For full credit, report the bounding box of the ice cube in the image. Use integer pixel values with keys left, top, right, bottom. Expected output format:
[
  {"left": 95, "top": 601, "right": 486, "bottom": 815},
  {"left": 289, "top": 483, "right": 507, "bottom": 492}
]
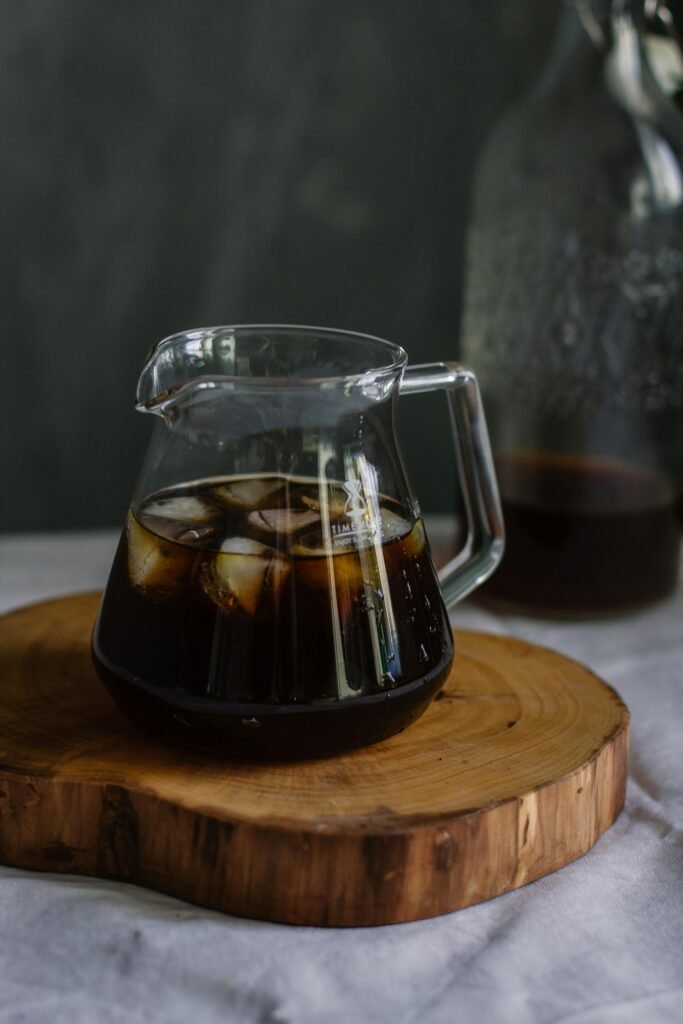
[
  {"left": 291, "top": 528, "right": 327, "bottom": 558},
  {"left": 201, "top": 536, "right": 290, "bottom": 616},
  {"left": 247, "top": 508, "right": 320, "bottom": 540},
  {"left": 139, "top": 493, "right": 222, "bottom": 547},
  {"left": 379, "top": 508, "right": 412, "bottom": 543},
  {"left": 292, "top": 537, "right": 364, "bottom": 593},
  {"left": 172, "top": 524, "right": 219, "bottom": 547},
  {"left": 300, "top": 485, "right": 348, "bottom": 521},
  {"left": 144, "top": 495, "right": 214, "bottom": 523},
  {"left": 214, "top": 478, "right": 284, "bottom": 510},
  {"left": 126, "top": 512, "right": 195, "bottom": 593},
  {"left": 401, "top": 517, "right": 426, "bottom": 557}
]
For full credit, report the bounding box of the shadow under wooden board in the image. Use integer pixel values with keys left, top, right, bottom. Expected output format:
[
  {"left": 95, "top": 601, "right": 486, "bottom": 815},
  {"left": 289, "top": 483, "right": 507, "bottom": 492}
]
[{"left": 0, "top": 593, "right": 629, "bottom": 927}]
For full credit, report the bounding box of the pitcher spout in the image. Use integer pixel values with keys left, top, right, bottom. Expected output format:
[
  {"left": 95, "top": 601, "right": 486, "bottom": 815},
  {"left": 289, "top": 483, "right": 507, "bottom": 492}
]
[{"left": 136, "top": 326, "right": 240, "bottom": 414}]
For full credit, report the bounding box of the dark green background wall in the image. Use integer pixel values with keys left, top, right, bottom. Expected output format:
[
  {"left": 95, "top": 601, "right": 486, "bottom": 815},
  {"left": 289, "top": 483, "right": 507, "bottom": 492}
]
[{"left": 1, "top": 0, "right": 557, "bottom": 532}]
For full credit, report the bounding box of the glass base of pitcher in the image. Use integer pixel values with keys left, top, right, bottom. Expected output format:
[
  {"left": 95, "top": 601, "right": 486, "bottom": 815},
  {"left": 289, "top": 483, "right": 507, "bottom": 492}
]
[{"left": 91, "top": 652, "right": 452, "bottom": 760}]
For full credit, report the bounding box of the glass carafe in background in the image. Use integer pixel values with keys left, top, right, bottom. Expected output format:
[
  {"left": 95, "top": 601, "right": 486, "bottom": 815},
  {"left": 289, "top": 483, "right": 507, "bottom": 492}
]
[
  {"left": 462, "top": 0, "right": 683, "bottom": 614},
  {"left": 92, "top": 326, "right": 503, "bottom": 757}
]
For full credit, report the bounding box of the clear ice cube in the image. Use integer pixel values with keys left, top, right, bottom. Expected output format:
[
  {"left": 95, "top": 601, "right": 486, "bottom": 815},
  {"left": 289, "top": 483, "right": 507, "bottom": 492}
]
[
  {"left": 126, "top": 513, "right": 195, "bottom": 593},
  {"left": 201, "top": 536, "right": 291, "bottom": 616},
  {"left": 144, "top": 495, "right": 214, "bottom": 523},
  {"left": 214, "top": 478, "right": 284, "bottom": 510},
  {"left": 141, "top": 494, "right": 221, "bottom": 546},
  {"left": 300, "top": 484, "right": 348, "bottom": 521},
  {"left": 401, "top": 517, "right": 425, "bottom": 557},
  {"left": 291, "top": 528, "right": 328, "bottom": 558},
  {"left": 220, "top": 536, "right": 272, "bottom": 556},
  {"left": 379, "top": 508, "right": 412, "bottom": 543},
  {"left": 292, "top": 534, "right": 365, "bottom": 592},
  {"left": 173, "top": 524, "right": 219, "bottom": 547},
  {"left": 247, "top": 508, "right": 320, "bottom": 540}
]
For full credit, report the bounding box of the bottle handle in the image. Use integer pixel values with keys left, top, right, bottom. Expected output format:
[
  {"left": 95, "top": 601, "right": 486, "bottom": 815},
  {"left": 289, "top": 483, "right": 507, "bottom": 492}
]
[{"left": 399, "top": 362, "right": 505, "bottom": 609}]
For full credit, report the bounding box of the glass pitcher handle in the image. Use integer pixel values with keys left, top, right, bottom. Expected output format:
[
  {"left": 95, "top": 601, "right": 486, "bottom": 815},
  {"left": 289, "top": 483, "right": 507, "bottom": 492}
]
[{"left": 399, "top": 362, "right": 505, "bottom": 610}]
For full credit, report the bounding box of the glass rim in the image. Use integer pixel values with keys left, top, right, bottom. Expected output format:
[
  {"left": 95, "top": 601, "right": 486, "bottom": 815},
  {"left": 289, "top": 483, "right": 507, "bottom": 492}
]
[{"left": 139, "top": 324, "right": 409, "bottom": 407}]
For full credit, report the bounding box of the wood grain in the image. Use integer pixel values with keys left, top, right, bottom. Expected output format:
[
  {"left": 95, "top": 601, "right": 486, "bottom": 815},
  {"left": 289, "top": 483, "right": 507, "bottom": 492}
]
[{"left": 0, "top": 593, "right": 629, "bottom": 926}]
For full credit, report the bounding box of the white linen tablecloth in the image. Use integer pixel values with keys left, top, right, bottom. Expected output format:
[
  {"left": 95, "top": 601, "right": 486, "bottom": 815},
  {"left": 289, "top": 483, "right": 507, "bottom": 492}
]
[{"left": 1, "top": 528, "right": 682, "bottom": 1024}]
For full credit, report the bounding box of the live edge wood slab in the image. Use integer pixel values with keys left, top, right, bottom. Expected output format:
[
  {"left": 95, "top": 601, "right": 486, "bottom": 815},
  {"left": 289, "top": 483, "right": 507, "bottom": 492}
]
[{"left": 0, "top": 593, "right": 629, "bottom": 927}]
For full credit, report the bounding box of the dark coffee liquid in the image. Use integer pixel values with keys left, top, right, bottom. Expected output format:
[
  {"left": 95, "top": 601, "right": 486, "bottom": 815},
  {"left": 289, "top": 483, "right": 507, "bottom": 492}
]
[
  {"left": 92, "top": 475, "right": 452, "bottom": 757},
  {"left": 481, "top": 451, "right": 681, "bottom": 614}
]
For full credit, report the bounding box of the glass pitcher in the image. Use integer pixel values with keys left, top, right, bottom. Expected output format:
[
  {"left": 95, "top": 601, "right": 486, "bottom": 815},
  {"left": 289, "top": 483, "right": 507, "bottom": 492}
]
[{"left": 92, "top": 326, "right": 503, "bottom": 757}]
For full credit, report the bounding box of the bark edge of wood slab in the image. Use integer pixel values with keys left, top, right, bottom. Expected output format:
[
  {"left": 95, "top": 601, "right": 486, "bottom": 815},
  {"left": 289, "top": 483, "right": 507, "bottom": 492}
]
[{"left": 0, "top": 593, "right": 629, "bottom": 927}]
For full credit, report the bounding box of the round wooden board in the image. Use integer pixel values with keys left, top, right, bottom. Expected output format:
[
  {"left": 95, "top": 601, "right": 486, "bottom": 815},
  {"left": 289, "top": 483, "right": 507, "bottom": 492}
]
[{"left": 0, "top": 593, "right": 629, "bottom": 927}]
